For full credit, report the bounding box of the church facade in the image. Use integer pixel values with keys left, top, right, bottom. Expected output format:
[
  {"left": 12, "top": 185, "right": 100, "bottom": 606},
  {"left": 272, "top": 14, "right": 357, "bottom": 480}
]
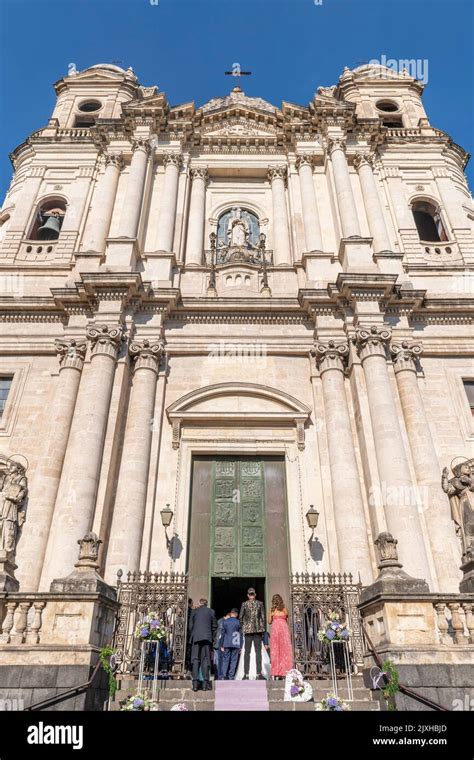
[{"left": 0, "top": 62, "right": 473, "bottom": 710}]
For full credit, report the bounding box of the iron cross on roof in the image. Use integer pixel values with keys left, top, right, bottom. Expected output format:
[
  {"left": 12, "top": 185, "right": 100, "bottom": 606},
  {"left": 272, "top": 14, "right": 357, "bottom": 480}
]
[{"left": 225, "top": 62, "right": 252, "bottom": 91}]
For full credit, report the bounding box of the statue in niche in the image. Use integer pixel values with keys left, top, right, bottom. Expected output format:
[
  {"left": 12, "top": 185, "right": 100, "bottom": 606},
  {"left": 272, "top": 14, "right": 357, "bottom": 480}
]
[
  {"left": 226, "top": 207, "right": 250, "bottom": 248},
  {"left": 0, "top": 458, "right": 28, "bottom": 557},
  {"left": 442, "top": 458, "right": 474, "bottom": 561}
]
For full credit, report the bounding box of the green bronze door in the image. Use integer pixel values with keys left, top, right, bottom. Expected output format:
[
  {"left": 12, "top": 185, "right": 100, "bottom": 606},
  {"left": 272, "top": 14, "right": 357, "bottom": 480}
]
[{"left": 210, "top": 457, "right": 266, "bottom": 578}]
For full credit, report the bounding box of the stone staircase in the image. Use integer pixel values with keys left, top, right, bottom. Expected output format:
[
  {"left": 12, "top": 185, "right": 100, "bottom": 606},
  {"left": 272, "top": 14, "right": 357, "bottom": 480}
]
[{"left": 110, "top": 674, "right": 380, "bottom": 712}]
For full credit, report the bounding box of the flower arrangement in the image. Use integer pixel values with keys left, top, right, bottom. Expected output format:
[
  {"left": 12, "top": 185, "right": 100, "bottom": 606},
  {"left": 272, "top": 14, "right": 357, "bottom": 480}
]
[
  {"left": 170, "top": 703, "right": 189, "bottom": 711},
  {"left": 134, "top": 611, "right": 167, "bottom": 642},
  {"left": 317, "top": 612, "right": 351, "bottom": 644},
  {"left": 288, "top": 669, "right": 305, "bottom": 698},
  {"left": 284, "top": 668, "right": 313, "bottom": 702},
  {"left": 120, "top": 693, "right": 160, "bottom": 711},
  {"left": 316, "top": 693, "right": 351, "bottom": 712}
]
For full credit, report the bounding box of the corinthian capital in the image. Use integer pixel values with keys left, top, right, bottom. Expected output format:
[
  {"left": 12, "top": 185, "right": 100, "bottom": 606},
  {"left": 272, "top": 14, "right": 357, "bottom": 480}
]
[
  {"left": 55, "top": 337, "right": 87, "bottom": 370},
  {"left": 163, "top": 152, "right": 183, "bottom": 170},
  {"left": 354, "top": 324, "right": 392, "bottom": 361},
  {"left": 312, "top": 339, "right": 349, "bottom": 373},
  {"left": 86, "top": 323, "right": 125, "bottom": 359},
  {"left": 189, "top": 166, "right": 209, "bottom": 183},
  {"left": 131, "top": 137, "right": 152, "bottom": 156},
  {"left": 295, "top": 154, "right": 315, "bottom": 171},
  {"left": 327, "top": 136, "right": 347, "bottom": 155},
  {"left": 353, "top": 152, "right": 374, "bottom": 171},
  {"left": 267, "top": 165, "right": 288, "bottom": 183},
  {"left": 390, "top": 340, "right": 423, "bottom": 373},
  {"left": 105, "top": 152, "right": 124, "bottom": 170},
  {"left": 129, "top": 338, "right": 165, "bottom": 372}
]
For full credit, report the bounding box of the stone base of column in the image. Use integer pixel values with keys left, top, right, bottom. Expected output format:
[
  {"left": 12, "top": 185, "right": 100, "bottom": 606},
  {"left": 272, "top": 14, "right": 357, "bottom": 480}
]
[
  {"left": 105, "top": 238, "right": 139, "bottom": 269},
  {"left": 142, "top": 250, "right": 176, "bottom": 283},
  {"left": 372, "top": 250, "right": 407, "bottom": 279},
  {"left": 73, "top": 250, "right": 104, "bottom": 275},
  {"left": 460, "top": 555, "right": 474, "bottom": 593},
  {"left": 338, "top": 236, "right": 377, "bottom": 272},
  {"left": 49, "top": 564, "right": 116, "bottom": 599},
  {"left": 302, "top": 251, "right": 336, "bottom": 282},
  {"left": 0, "top": 551, "right": 19, "bottom": 592},
  {"left": 360, "top": 564, "right": 430, "bottom": 604}
]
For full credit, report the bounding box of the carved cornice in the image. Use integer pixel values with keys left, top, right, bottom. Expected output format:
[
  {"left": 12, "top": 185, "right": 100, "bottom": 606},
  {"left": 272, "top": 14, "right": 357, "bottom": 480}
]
[
  {"left": 189, "top": 166, "right": 209, "bottom": 183},
  {"left": 354, "top": 324, "right": 392, "bottom": 361},
  {"left": 312, "top": 339, "right": 349, "bottom": 373},
  {"left": 390, "top": 340, "right": 423, "bottom": 373},
  {"left": 55, "top": 337, "right": 87, "bottom": 371},
  {"left": 129, "top": 338, "right": 165, "bottom": 373},
  {"left": 267, "top": 165, "right": 288, "bottom": 183},
  {"left": 86, "top": 323, "right": 125, "bottom": 360}
]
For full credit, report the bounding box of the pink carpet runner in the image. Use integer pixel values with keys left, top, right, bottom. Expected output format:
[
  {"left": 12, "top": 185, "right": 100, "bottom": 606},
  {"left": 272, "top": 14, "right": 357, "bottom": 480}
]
[{"left": 214, "top": 680, "right": 269, "bottom": 711}]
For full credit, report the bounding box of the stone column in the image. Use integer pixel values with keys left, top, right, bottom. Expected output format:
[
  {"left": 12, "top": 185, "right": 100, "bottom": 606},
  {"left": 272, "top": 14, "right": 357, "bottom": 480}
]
[
  {"left": 327, "top": 137, "right": 361, "bottom": 237},
  {"left": 185, "top": 167, "right": 208, "bottom": 266},
  {"left": 391, "top": 340, "right": 461, "bottom": 591},
  {"left": 355, "top": 325, "right": 432, "bottom": 584},
  {"left": 119, "top": 138, "right": 151, "bottom": 239},
  {"left": 20, "top": 339, "right": 87, "bottom": 590},
  {"left": 156, "top": 153, "right": 183, "bottom": 252},
  {"left": 81, "top": 153, "right": 123, "bottom": 253},
  {"left": 313, "top": 340, "right": 373, "bottom": 583},
  {"left": 40, "top": 323, "right": 124, "bottom": 588},
  {"left": 105, "top": 339, "right": 164, "bottom": 582},
  {"left": 354, "top": 153, "right": 392, "bottom": 253},
  {"left": 296, "top": 155, "right": 323, "bottom": 252},
  {"left": 268, "top": 166, "right": 292, "bottom": 265}
]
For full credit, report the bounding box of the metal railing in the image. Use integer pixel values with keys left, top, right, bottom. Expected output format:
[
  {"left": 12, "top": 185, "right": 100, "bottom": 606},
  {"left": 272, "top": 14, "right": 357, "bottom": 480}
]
[
  {"left": 290, "top": 572, "right": 364, "bottom": 677},
  {"left": 361, "top": 624, "right": 448, "bottom": 712},
  {"left": 112, "top": 570, "right": 189, "bottom": 677}
]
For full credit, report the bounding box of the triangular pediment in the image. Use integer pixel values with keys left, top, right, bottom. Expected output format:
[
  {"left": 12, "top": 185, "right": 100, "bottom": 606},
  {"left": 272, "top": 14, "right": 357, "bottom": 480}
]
[
  {"left": 202, "top": 117, "right": 278, "bottom": 138},
  {"left": 124, "top": 93, "right": 168, "bottom": 110}
]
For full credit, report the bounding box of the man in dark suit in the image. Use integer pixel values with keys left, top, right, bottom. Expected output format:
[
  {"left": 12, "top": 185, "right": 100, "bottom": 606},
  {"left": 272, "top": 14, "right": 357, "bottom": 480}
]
[
  {"left": 219, "top": 608, "right": 243, "bottom": 680},
  {"left": 239, "top": 587, "right": 266, "bottom": 680},
  {"left": 189, "top": 598, "right": 218, "bottom": 692}
]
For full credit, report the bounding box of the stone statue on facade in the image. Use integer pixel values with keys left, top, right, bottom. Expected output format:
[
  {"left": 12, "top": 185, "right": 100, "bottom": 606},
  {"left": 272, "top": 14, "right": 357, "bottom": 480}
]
[
  {"left": 0, "top": 456, "right": 28, "bottom": 591},
  {"left": 442, "top": 459, "right": 474, "bottom": 580},
  {"left": 226, "top": 207, "right": 250, "bottom": 249},
  {"left": 0, "top": 458, "right": 28, "bottom": 556}
]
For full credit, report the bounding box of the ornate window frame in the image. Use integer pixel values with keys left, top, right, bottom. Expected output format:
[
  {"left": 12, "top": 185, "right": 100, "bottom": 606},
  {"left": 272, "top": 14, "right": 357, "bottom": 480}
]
[
  {"left": 0, "top": 362, "right": 30, "bottom": 436},
  {"left": 166, "top": 382, "right": 311, "bottom": 451}
]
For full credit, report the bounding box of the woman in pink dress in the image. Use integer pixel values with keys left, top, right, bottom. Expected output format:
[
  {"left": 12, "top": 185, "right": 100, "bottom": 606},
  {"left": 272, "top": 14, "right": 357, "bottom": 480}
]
[{"left": 268, "top": 594, "right": 294, "bottom": 679}]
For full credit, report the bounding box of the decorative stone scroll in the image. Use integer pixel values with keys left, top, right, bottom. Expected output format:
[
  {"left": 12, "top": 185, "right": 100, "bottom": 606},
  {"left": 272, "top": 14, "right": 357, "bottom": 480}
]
[
  {"left": 354, "top": 324, "right": 392, "bottom": 360},
  {"left": 55, "top": 337, "right": 87, "bottom": 370},
  {"left": 86, "top": 323, "right": 125, "bottom": 359}
]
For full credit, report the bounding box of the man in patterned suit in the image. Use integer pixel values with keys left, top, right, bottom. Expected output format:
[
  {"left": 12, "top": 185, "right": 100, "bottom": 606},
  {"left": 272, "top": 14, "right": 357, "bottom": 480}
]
[{"left": 239, "top": 587, "right": 266, "bottom": 680}]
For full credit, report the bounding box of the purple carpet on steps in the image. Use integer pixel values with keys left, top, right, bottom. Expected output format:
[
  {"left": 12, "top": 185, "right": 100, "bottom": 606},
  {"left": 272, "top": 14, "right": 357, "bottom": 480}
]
[{"left": 214, "top": 680, "right": 270, "bottom": 711}]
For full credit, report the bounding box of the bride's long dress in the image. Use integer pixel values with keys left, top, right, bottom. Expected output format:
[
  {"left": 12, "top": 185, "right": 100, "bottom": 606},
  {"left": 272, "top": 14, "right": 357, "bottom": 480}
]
[{"left": 234, "top": 636, "right": 271, "bottom": 680}]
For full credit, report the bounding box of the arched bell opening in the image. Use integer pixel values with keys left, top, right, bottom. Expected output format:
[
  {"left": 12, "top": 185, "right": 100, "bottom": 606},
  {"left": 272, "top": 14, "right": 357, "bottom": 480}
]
[
  {"left": 28, "top": 198, "right": 67, "bottom": 241},
  {"left": 411, "top": 199, "right": 448, "bottom": 243}
]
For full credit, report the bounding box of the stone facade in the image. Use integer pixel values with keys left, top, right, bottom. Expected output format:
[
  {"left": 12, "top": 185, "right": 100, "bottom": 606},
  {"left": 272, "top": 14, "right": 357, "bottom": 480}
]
[{"left": 0, "top": 62, "right": 473, "bottom": 709}]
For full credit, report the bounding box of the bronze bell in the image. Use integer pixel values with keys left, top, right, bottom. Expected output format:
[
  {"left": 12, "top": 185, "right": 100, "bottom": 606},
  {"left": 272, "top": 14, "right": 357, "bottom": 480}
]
[{"left": 37, "top": 212, "right": 62, "bottom": 240}]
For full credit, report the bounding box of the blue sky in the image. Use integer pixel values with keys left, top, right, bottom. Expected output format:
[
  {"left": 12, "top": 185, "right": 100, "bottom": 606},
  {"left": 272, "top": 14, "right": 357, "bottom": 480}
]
[{"left": 0, "top": 0, "right": 473, "bottom": 196}]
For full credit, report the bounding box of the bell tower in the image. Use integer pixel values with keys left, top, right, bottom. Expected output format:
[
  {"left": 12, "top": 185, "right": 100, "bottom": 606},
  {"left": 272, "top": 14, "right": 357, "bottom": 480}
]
[{"left": 51, "top": 63, "right": 140, "bottom": 128}]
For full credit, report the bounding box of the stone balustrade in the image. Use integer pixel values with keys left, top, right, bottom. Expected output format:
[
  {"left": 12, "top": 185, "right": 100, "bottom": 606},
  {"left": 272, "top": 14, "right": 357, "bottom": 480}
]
[
  {"left": 434, "top": 598, "right": 474, "bottom": 646},
  {"left": 0, "top": 590, "right": 119, "bottom": 649},
  {"left": 0, "top": 594, "right": 48, "bottom": 645},
  {"left": 360, "top": 593, "right": 474, "bottom": 655}
]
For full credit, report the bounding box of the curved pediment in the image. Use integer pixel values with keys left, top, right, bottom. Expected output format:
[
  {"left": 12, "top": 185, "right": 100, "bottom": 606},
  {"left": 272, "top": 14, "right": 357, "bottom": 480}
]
[{"left": 166, "top": 382, "right": 310, "bottom": 450}]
